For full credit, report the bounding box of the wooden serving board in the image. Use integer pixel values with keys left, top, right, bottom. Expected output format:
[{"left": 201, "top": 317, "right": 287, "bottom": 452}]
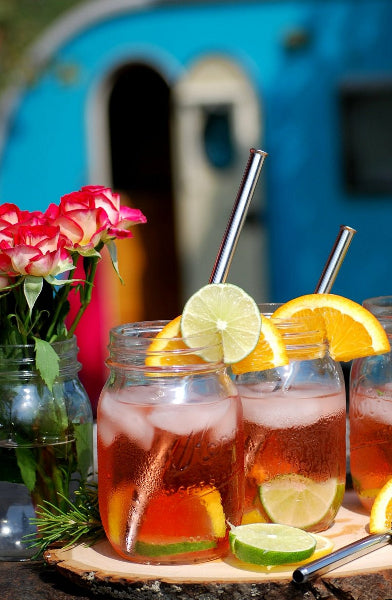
[{"left": 45, "top": 492, "right": 392, "bottom": 599}]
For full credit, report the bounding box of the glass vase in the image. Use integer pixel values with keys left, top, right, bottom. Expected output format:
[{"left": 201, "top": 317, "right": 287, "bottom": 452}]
[{"left": 0, "top": 336, "right": 93, "bottom": 561}]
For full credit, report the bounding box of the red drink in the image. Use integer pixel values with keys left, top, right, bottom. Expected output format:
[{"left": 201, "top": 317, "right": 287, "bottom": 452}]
[
  {"left": 238, "top": 383, "right": 346, "bottom": 532},
  {"left": 349, "top": 385, "right": 392, "bottom": 511},
  {"left": 98, "top": 384, "right": 243, "bottom": 564}
]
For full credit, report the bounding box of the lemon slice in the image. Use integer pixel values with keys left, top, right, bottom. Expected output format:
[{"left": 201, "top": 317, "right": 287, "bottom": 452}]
[
  {"left": 306, "top": 534, "right": 334, "bottom": 562},
  {"left": 181, "top": 283, "right": 261, "bottom": 363},
  {"left": 259, "top": 474, "right": 339, "bottom": 530},
  {"left": 273, "top": 294, "right": 390, "bottom": 362},
  {"left": 369, "top": 478, "right": 392, "bottom": 533},
  {"left": 229, "top": 522, "right": 316, "bottom": 565}
]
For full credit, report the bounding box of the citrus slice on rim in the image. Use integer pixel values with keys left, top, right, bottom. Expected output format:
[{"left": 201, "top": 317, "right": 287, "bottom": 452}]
[
  {"left": 231, "top": 315, "right": 289, "bottom": 374},
  {"left": 181, "top": 283, "right": 261, "bottom": 364},
  {"left": 229, "top": 522, "right": 316, "bottom": 565},
  {"left": 369, "top": 478, "right": 392, "bottom": 533},
  {"left": 272, "top": 294, "right": 390, "bottom": 362},
  {"left": 259, "top": 474, "right": 340, "bottom": 530},
  {"left": 145, "top": 315, "right": 206, "bottom": 367}
]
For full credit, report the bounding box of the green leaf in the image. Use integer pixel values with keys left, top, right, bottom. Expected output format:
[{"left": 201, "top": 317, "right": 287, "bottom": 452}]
[
  {"left": 24, "top": 276, "right": 43, "bottom": 313},
  {"left": 34, "top": 338, "right": 60, "bottom": 391},
  {"left": 74, "top": 423, "right": 94, "bottom": 481},
  {"left": 106, "top": 240, "right": 123, "bottom": 284},
  {"left": 15, "top": 447, "right": 37, "bottom": 492}
]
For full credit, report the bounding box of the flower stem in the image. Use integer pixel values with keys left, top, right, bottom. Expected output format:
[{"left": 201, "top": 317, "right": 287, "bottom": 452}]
[{"left": 67, "top": 255, "right": 99, "bottom": 338}]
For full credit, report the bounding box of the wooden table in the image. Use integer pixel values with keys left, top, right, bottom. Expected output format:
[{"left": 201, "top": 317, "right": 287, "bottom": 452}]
[{"left": 2, "top": 492, "right": 392, "bottom": 600}]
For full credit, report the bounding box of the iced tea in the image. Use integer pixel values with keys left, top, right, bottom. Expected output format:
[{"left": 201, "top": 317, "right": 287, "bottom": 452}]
[
  {"left": 239, "top": 383, "right": 346, "bottom": 531},
  {"left": 350, "top": 385, "right": 392, "bottom": 510},
  {"left": 235, "top": 309, "right": 346, "bottom": 532},
  {"left": 97, "top": 322, "right": 244, "bottom": 564}
]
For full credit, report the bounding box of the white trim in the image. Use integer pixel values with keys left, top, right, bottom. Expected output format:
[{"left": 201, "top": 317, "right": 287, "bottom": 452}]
[
  {"left": 29, "top": 0, "right": 159, "bottom": 67},
  {"left": 0, "top": 0, "right": 176, "bottom": 159}
]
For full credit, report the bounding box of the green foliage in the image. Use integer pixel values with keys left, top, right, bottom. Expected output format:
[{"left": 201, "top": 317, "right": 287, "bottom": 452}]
[
  {"left": 0, "top": 0, "right": 86, "bottom": 92},
  {"left": 34, "top": 337, "right": 60, "bottom": 390},
  {"left": 26, "top": 480, "right": 104, "bottom": 557}
]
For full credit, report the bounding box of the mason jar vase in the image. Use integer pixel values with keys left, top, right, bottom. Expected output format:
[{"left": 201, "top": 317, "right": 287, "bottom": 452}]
[{"left": 0, "top": 337, "right": 93, "bottom": 561}]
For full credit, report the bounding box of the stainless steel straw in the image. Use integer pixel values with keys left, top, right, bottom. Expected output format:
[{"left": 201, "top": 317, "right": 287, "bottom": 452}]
[
  {"left": 314, "top": 225, "right": 356, "bottom": 293},
  {"left": 209, "top": 148, "right": 267, "bottom": 284},
  {"left": 292, "top": 532, "right": 392, "bottom": 583}
]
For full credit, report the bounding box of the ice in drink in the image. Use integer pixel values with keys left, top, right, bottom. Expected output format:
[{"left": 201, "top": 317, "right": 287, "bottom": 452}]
[
  {"left": 98, "top": 386, "right": 244, "bottom": 564},
  {"left": 238, "top": 382, "right": 346, "bottom": 532},
  {"left": 350, "top": 385, "right": 392, "bottom": 511}
]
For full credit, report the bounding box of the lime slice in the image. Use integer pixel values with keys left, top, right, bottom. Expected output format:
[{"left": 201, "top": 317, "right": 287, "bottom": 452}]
[
  {"left": 135, "top": 539, "right": 216, "bottom": 557},
  {"left": 259, "top": 474, "right": 338, "bottom": 530},
  {"left": 181, "top": 283, "right": 261, "bottom": 363},
  {"left": 229, "top": 523, "right": 316, "bottom": 565}
]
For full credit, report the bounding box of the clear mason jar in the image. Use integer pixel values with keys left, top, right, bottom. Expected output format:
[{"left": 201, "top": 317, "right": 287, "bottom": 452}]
[
  {"left": 0, "top": 337, "right": 93, "bottom": 561},
  {"left": 97, "top": 321, "right": 244, "bottom": 565},
  {"left": 235, "top": 305, "right": 346, "bottom": 533},
  {"left": 350, "top": 296, "right": 392, "bottom": 511}
]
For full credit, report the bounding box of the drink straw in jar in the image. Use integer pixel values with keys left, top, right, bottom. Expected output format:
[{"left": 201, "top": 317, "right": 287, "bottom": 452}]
[
  {"left": 210, "top": 148, "right": 267, "bottom": 284},
  {"left": 315, "top": 225, "right": 356, "bottom": 294},
  {"left": 124, "top": 148, "right": 267, "bottom": 552}
]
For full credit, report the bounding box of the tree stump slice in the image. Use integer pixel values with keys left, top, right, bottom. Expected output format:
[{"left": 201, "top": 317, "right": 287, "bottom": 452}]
[{"left": 45, "top": 492, "right": 392, "bottom": 600}]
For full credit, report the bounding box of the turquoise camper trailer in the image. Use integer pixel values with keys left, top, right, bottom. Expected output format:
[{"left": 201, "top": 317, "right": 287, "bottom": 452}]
[{"left": 1, "top": 0, "right": 391, "bottom": 402}]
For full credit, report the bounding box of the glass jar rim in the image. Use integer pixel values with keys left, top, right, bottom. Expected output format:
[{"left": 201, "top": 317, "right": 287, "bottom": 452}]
[
  {"left": 107, "top": 320, "right": 224, "bottom": 372},
  {"left": 363, "top": 295, "right": 392, "bottom": 318}
]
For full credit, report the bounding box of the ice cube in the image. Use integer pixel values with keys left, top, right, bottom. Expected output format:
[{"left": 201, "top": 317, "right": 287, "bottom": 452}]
[
  {"left": 147, "top": 397, "right": 232, "bottom": 436},
  {"left": 98, "top": 390, "right": 155, "bottom": 450},
  {"left": 210, "top": 398, "right": 239, "bottom": 441},
  {"left": 240, "top": 387, "right": 344, "bottom": 429},
  {"left": 354, "top": 389, "right": 392, "bottom": 425}
]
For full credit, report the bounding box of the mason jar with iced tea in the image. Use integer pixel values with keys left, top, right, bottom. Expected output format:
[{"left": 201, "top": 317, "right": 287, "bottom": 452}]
[
  {"left": 234, "top": 305, "right": 346, "bottom": 533},
  {"left": 97, "top": 321, "right": 244, "bottom": 565},
  {"left": 350, "top": 296, "right": 392, "bottom": 511}
]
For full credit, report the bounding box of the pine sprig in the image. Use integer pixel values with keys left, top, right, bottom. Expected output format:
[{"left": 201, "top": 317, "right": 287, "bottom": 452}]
[{"left": 26, "top": 481, "right": 104, "bottom": 557}]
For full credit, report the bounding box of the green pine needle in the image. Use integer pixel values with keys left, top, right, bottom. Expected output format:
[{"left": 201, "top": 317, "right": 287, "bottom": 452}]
[{"left": 26, "top": 481, "right": 105, "bottom": 557}]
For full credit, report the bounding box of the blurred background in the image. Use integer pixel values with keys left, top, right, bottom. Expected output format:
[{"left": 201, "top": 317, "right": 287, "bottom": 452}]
[{"left": 0, "top": 0, "right": 391, "bottom": 408}]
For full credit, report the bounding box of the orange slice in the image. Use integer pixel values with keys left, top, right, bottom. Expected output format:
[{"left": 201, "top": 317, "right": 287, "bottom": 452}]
[
  {"left": 272, "top": 294, "right": 390, "bottom": 362},
  {"left": 231, "top": 315, "right": 288, "bottom": 374},
  {"left": 369, "top": 478, "right": 392, "bottom": 533},
  {"left": 145, "top": 315, "right": 206, "bottom": 367}
]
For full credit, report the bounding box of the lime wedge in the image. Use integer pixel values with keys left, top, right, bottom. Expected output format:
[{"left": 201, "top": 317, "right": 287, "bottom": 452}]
[
  {"left": 229, "top": 523, "right": 316, "bottom": 565},
  {"left": 181, "top": 283, "right": 261, "bottom": 363},
  {"left": 135, "top": 539, "right": 216, "bottom": 557},
  {"left": 259, "top": 474, "right": 338, "bottom": 530}
]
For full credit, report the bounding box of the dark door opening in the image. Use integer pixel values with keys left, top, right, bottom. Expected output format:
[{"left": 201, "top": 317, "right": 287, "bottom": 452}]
[{"left": 109, "top": 63, "right": 181, "bottom": 320}]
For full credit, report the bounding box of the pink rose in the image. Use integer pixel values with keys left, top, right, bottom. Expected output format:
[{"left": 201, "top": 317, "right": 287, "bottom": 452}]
[
  {"left": 0, "top": 223, "right": 73, "bottom": 277},
  {"left": 46, "top": 186, "right": 146, "bottom": 252},
  {"left": 0, "top": 203, "right": 34, "bottom": 229}
]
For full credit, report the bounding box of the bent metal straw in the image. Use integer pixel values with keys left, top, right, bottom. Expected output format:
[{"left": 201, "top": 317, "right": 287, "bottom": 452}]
[{"left": 292, "top": 532, "right": 392, "bottom": 584}]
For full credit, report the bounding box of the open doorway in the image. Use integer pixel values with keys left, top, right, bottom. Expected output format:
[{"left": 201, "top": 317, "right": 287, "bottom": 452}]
[{"left": 108, "top": 62, "right": 182, "bottom": 320}]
